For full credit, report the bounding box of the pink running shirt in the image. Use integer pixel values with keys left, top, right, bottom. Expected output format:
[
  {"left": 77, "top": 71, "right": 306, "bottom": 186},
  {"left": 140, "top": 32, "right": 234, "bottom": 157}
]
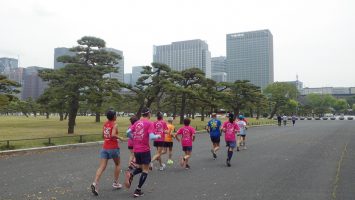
[
  {"left": 153, "top": 120, "right": 168, "bottom": 142},
  {"left": 176, "top": 125, "right": 195, "bottom": 147},
  {"left": 131, "top": 118, "right": 154, "bottom": 153},
  {"left": 222, "top": 121, "right": 240, "bottom": 142}
]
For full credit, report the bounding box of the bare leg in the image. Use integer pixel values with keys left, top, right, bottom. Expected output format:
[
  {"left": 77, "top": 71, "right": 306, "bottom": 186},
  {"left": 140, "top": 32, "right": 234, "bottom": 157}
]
[
  {"left": 94, "top": 159, "right": 108, "bottom": 184},
  {"left": 112, "top": 157, "right": 121, "bottom": 183}
]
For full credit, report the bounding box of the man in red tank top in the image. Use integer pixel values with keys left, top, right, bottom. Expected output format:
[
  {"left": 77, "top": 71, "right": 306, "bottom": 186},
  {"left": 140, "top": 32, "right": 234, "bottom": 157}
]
[{"left": 91, "top": 110, "right": 126, "bottom": 196}]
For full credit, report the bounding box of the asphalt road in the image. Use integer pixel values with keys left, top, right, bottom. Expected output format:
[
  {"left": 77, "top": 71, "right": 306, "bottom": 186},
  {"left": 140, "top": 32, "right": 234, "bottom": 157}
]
[{"left": 1, "top": 121, "right": 354, "bottom": 200}]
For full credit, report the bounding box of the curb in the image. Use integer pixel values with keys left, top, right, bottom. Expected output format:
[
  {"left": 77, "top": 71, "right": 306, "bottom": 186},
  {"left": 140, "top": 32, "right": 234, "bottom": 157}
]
[
  {"left": 0, "top": 124, "right": 275, "bottom": 156},
  {"left": 0, "top": 141, "right": 103, "bottom": 156}
]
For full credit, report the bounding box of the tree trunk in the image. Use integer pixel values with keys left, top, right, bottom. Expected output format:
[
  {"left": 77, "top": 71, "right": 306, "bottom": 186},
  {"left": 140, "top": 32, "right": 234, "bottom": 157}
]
[
  {"left": 201, "top": 107, "right": 205, "bottom": 121},
  {"left": 64, "top": 113, "right": 68, "bottom": 120},
  {"left": 268, "top": 104, "right": 278, "bottom": 119},
  {"left": 233, "top": 107, "right": 240, "bottom": 118},
  {"left": 59, "top": 112, "right": 64, "bottom": 121},
  {"left": 249, "top": 108, "right": 253, "bottom": 118},
  {"left": 68, "top": 98, "right": 79, "bottom": 134},
  {"left": 136, "top": 102, "right": 144, "bottom": 119},
  {"left": 179, "top": 93, "right": 187, "bottom": 124},
  {"left": 46, "top": 112, "right": 49, "bottom": 119},
  {"left": 95, "top": 112, "right": 100, "bottom": 123}
]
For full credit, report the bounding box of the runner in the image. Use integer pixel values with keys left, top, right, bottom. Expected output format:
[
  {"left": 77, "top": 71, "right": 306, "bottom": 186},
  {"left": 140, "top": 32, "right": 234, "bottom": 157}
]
[
  {"left": 277, "top": 115, "right": 282, "bottom": 126},
  {"left": 164, "top": 117, "right": 175, "bottom": 165},
  {"left": 151, "top": 112, "right": 169, "bottom": 171},
  {"left": 127, "top": 115, "right": 139, "bottom": 167},
  {"left": 237, "top": 115, "right": 248, "bottom": 150},
  {"left": 175, "top": 118, "right": 196, "bottom": 169},
  {"left": 291, "top": 114, "right": 296, "bottom": 126},
  {"left": 125, "top": 108, "right": 161, "bottom": 198},
  {"left": 206, "top": 113, "right": 222, "bottom": 159},
  {"left": 222, "top": 113, "right": 240, "bottom": 167},
  {"left": 91, "top": 110, "right": 125, "bottom": 196}
]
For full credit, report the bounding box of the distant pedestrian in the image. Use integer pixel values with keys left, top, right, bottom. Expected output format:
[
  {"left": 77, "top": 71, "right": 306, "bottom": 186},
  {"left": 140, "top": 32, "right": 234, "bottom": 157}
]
[
  {"left": 206, "top": 113, "right": 222, "bottom": 159},
  {"left": 124, "top": 108, "right": 161, "bottom": 198},
  {"left": 164, "top": 117, "right": 175, "bottom": 165},
  {"left": 282, "top": 115, "right": 287, "bottom": 126},
  {"left": 151, "top": 112, "right": 169, "bottom": 171},
  {"left": 175, "top": 118, "right": 196, "bottom": 169},
  {"left": 91, "top": 110, "right": 125, "bottom": 196},
  {"left": 222, "top": 113, "right": 240, "bottom": 167},
  {"left": 292, "top": 115, "right": 296, "bottom": 126},
  {"left": 277, "top": 115, "right": 282, "bottom": 126},
  {"left": 237, "top": 115, "right": 248, "bottom": 150}
]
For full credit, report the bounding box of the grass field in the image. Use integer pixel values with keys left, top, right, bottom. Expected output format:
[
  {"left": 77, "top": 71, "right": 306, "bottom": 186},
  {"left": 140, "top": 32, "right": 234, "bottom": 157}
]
[{"left": 0, "top": 115, "right": 275, "bottom": 150}]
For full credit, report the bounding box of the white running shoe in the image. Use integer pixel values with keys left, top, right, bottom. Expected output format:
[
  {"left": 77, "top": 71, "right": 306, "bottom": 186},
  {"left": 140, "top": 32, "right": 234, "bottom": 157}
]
[
  {"left": 159, "top": 163, "right": 166, "bottom": 171},
  {"left": 112, "top": 181, "right": 122, "bottom": 189}
]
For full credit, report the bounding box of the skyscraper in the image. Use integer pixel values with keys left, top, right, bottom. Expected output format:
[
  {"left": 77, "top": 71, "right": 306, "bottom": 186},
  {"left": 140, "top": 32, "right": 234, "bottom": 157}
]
[
  {"left": 22, "top": 66, "right": 47, "bottom": 100},
  {"left": 54, "top": 47, "right": 75, "bottom": 69},
  {"left": 124, "top": 73, "right": 132, "bottom": 86},
  {"left": 0, "top": 57, "right": 18, "bottom": 75},
  {"left": 153, "top": 39, "right": 211, "bottom": 78},
  {"left": 131, "top": 66, "right": 145, "bottom": 86},
  {"left": 226, "top": 30, "right": 274, "bottom": 88},
  {"left": 104, "top": 48, "right": 124, "bottom": 83},
  {"left": 211, "top": 56, "right": 227, "bottom": 83}
]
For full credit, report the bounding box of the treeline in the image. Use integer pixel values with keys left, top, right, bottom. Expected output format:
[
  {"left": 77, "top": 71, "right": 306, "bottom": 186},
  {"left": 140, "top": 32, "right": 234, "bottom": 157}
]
[{"left": 0, "top": 36, "right": 354, "bottom": 134}]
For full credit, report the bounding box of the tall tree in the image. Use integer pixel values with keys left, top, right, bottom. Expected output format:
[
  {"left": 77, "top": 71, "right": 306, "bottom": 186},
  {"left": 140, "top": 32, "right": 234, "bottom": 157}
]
[
  {"left": 219, "top": 80, "right": 261, "bottom": 117},
  {"left": 264, "top": 82, "right": 299, "bottom": 119},
  {"left": 39, "top": 36, "right": 121, "bottom": 133},
  {"left": 0, "top": 75, "right": 20, "bottom": 109},
  {"left": 171, "top": 68, "right": 206, "bottom": 124}
]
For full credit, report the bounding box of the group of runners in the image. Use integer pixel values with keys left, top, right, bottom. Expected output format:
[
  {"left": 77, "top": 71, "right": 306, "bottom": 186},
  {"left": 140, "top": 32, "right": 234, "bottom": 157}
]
[{"left": 90, "top": 108, "right": 249, "bottom": 198}]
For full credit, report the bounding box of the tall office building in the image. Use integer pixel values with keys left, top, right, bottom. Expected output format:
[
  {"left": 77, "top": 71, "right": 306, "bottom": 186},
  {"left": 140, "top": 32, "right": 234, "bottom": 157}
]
[
  {"left": 124, "top": 73, "right": 132, "bottom": 86},
  {"left": 54, "top": 47, "right": 75, "bottom": 69},
  {"left": 153, "top": 39, "right": 211, "bottom": 78},
  {"left": 211, "top": 56, "right": 226, "bottom": 73},
  {"left": 211, "top": 56, "right": 227, "bottom": 83},
  {"left": 0, "top": 57, "right": 18, "bottom": 75},
  {"left": 103, "top": 48, "right": 124, "bottom": 83},
  {"left": 131, "top": 66, "right": 145, "bottom": 86},
  {"left": 22, "top": 66, "right": 47, "bottom": 100},
  {"left": 226, "top": 30, "right": 274, "bottom": 88}
]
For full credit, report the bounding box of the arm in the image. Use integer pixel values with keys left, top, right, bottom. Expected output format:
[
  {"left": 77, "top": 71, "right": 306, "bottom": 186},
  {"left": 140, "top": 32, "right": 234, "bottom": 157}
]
[
  {"left": 192, "top": 135, "right": 195, "bottom": 142},
  {"left": 126, "top": 129, "right": 133, "bottom": 139},
  {"left": 149, "top": 133, "right": 161, "bottom": 140}
]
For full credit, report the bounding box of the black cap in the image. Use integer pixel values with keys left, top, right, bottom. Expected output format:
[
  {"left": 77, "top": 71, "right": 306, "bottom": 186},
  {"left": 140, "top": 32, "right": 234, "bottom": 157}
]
[{"left": 142, "top": 107, "right": 151, "bottom": 115}]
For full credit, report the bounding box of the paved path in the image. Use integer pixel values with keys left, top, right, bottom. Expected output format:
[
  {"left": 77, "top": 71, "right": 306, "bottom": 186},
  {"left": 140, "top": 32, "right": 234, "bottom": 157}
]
[{"left": 1, "top": 121, "right": 354, "bottom": 200}]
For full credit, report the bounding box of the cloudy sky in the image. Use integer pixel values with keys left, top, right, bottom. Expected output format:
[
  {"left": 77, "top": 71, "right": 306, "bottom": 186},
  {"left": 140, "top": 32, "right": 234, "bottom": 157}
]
[{"left": 0, "top": 0, "right": 354, "bottom": 87}]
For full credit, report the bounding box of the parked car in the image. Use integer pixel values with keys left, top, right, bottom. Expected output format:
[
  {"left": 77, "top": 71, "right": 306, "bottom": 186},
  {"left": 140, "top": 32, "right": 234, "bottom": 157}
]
[
  {"left": 339, "top": 116, "right": 345, "bottom": 120},
  {"left": 300, "top": 117, "right": 305, "bottom": 120},
  {"left": 322, "top": 117, "right": 328, "bottom": 120},
  {"left": 330, "top": 117, "right": 336, "bottom": 120},
  {"left": 315, "top": 117, "right": 321, "bottom": 120},
  {"left": 307, "top": 117, "right": 313, "bottom": 120},
  {"left": 347, "top": 116, "right": 354, "bottom": 120}
]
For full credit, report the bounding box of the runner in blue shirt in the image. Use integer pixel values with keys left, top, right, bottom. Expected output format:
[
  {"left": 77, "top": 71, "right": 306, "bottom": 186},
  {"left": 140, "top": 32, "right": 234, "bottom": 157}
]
[{"left": 206, "top": 113, "right": 222, "bottom": 159}]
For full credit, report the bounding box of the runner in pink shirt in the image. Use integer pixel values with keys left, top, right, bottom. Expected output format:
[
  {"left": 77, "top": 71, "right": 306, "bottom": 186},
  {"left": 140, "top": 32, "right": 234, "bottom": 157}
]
[
  {"left": 124, "top": 108, "right": 161, "bottom": 198},
  {"left": 222, "top": 113, "right": 240, "bottom": 167},
  {"left": 175, "top": 118, "right": 196, "bottom": 169},
  {"left": 151, "top": 112, "right": 169, "bottom": 171}
]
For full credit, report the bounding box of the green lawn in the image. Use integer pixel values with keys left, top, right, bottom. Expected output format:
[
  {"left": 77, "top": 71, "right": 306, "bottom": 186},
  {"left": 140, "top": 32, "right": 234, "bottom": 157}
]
[{"left": 0, "top": 115, "right": 275, "bottom": 150}]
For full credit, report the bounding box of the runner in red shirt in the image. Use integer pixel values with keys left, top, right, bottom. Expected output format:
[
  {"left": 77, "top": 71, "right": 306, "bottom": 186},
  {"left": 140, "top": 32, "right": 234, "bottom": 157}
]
[{"left": 91, "top": 110, "right": 126, "bottom": 196}]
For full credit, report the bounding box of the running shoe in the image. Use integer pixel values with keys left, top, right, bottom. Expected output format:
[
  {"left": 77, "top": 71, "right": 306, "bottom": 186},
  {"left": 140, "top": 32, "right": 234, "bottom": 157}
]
[
  {"left": 211, "top": 149, "right": 217, "bottom": 159},
  {"left": 185, "top": 164, "right": 190, "bottom": 169},
  {"left": 133, "top": 189, "right": 144, "bottom": 197},
  {"left": 226, "top": 159, "right": 231, "bottom": 167},
  {"left": 167, "top": 159, "right": 174, "bottom": 165},
  {"left": 124, "top": 170, "right": 133, "bottom": 189},
  {"left": 159, "top": 163, "right": 166, "bottom": 171},
  {"left": 237, "top": 147, "right": 240, "bottom": 152},
  {"left": 112, "top": 181, "right": 122, "bottom": 189},
  {"left": 91, "top": 182, "right": 99, "bottom": 196}
]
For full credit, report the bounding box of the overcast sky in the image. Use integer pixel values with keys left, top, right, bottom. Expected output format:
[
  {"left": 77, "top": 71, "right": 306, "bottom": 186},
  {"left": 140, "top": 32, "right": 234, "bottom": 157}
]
[{"left": 0, "top": 0, "right": 354, "bottom": 87}]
